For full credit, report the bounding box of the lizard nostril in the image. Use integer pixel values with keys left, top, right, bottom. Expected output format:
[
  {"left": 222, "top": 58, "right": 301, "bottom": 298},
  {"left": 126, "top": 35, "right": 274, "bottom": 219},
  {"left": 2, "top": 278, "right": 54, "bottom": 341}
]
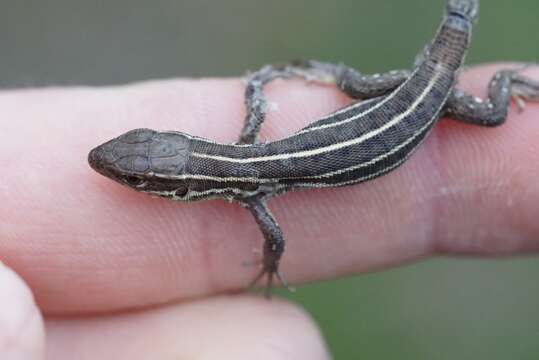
[{"left": 88, "top": 147, "right": 104, "bottom": 169}]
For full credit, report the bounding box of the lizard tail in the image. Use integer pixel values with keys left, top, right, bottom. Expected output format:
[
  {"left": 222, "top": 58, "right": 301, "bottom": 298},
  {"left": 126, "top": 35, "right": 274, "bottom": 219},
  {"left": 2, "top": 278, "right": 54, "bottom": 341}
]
[{"left": 446, "top": 0, "right": 479, "bottom": 22}]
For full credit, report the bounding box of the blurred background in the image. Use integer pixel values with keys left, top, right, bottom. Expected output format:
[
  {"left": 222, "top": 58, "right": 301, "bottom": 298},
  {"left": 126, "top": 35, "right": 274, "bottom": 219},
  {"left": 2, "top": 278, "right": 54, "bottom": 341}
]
[{"left": 2, "top": 0, "right": 538, "bottom": 358}]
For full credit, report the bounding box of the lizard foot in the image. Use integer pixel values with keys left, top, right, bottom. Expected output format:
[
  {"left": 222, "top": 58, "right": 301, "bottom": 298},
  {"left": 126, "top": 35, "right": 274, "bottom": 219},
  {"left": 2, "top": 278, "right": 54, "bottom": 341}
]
[{"left": 247, "top": 259, "right": 295, "bottom": 299}]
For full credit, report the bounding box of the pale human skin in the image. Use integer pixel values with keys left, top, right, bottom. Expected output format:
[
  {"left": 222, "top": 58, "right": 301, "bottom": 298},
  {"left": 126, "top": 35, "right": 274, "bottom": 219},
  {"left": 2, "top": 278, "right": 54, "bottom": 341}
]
[{"left": 1, "top": 65, "right": 538, "bottom": 359}]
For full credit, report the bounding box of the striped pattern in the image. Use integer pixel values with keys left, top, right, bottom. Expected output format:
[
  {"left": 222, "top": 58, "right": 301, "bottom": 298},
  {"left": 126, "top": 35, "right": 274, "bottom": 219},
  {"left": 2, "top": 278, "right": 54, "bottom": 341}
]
[
  {"left": 170, "top": 15, "right": 471, "bottom": 200},
  {"left": 89, "top": 5, "right": 474, "bottom": 203}
]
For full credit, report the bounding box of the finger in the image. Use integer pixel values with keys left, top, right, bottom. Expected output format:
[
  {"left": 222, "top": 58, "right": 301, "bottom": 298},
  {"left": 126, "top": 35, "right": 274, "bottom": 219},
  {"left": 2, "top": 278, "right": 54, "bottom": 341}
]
[
  {"left": 0, "top": 262, "right": 45, "bottom": 359},
  {"left": 46, "top": 295, "right": 329, "bottom": 360},
  {"left": 1, "top": 65, "right": 538, "bottom": 314}
]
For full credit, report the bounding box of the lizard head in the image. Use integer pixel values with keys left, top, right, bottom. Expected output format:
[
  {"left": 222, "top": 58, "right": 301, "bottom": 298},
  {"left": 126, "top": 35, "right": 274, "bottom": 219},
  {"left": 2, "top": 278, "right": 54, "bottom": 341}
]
[{"left": 88, "top": 128, "right": 192, "bottom": 197}]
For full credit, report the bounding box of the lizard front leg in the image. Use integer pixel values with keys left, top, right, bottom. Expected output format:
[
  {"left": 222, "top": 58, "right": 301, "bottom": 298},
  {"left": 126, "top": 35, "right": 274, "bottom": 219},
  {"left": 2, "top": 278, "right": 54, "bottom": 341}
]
[
  {"left": 242, "top": 196, "right": 291, "bottom": 298},
  {"left": 238, "top": 60, "right": 411, "bottom": 144}
]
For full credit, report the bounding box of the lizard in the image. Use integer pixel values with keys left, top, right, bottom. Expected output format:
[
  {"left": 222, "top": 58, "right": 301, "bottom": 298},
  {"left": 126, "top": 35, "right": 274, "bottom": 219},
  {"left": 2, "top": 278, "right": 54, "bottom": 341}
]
[{"left": 88, "top": 0, "right": 539, "bottom": 298}]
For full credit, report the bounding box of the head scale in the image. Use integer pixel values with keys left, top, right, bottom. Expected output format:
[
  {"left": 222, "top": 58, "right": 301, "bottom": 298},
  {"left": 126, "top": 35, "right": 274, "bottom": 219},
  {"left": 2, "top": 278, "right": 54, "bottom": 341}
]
[{"left": 88, "top": 128, "right": 193, "bottom": 200}]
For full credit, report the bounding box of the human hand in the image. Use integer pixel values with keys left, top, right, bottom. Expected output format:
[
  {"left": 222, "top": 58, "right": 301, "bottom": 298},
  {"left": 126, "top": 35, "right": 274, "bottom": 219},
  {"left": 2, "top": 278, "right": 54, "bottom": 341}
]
[{"left": 1, "top": 64, "right": 538, "bottom": 359}]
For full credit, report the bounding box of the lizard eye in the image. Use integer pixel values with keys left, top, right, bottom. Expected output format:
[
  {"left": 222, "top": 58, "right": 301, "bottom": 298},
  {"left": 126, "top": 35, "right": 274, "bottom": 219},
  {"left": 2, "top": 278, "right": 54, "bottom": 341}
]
[{"left": 124, "top": 175, "right": 146, "bottom": 187}]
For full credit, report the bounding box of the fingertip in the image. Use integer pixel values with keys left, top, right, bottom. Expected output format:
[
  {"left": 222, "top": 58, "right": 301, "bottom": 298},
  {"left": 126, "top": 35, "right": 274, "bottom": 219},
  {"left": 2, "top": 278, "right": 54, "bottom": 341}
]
[
  {"left": 46, "top": 295, "right": 331, "bottom": 360},
  {"left": 0, "top": 262, "right": 45, "bottom": 360}
]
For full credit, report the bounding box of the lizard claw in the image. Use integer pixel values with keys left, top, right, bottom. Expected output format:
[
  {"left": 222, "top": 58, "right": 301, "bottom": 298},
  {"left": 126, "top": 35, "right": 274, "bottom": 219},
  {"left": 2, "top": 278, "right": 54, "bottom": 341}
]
[{"left": 247, "top": 264, "right": 295, "bottom": 299}]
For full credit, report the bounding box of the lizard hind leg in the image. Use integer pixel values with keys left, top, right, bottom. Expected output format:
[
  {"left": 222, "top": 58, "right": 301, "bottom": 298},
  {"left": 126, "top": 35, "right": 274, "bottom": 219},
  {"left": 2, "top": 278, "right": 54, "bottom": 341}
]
[{"left": 446, "top": 64, "right": 539, "bottom": 126}]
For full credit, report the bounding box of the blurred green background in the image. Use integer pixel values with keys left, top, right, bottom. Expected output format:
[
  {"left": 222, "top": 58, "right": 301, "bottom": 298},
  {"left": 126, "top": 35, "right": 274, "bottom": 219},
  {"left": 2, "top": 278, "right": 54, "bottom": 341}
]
[{"left": 2, "top": 0, "right": 538, "bottom": 358}]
